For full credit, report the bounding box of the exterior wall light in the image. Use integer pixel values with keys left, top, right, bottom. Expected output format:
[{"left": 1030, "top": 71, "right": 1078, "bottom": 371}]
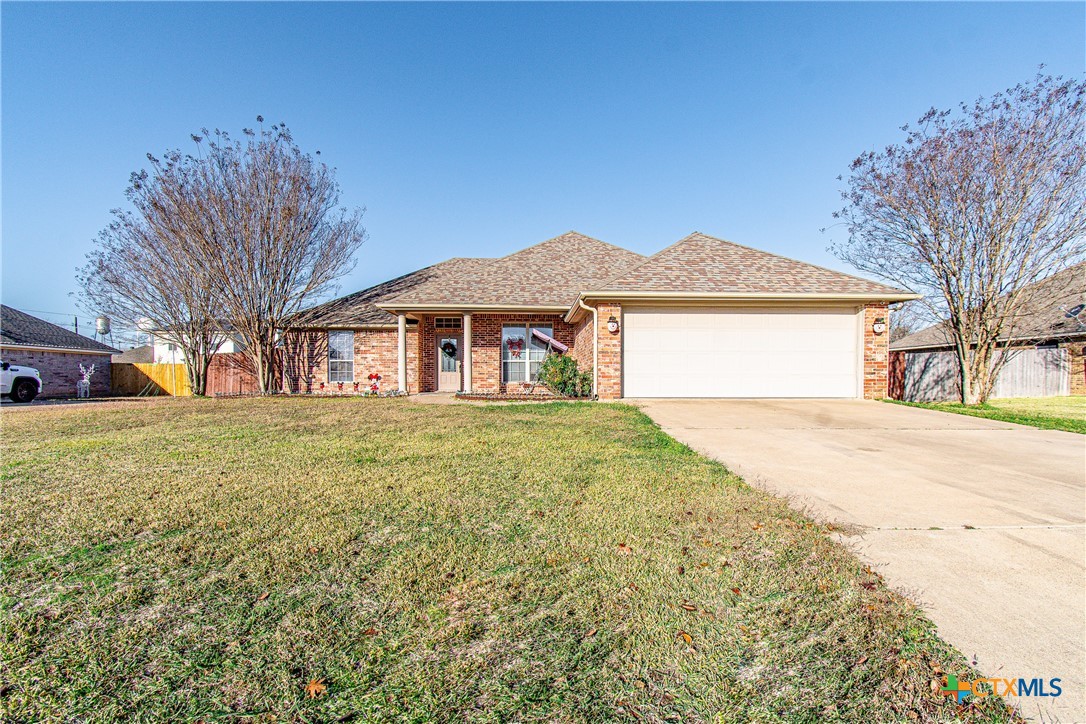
[
  {"left": 606, "top": 315, "right": 620, "bottom": 334},
  {"left": 872, "top": 317, "right": 887, "bottom": 335}
]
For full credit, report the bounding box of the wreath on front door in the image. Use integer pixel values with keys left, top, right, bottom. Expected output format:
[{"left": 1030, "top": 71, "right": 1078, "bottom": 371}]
[
  {"left": 441, "top": 341, "right": 457, "bottom": 358},
  {"left": 505, "top": 337, "right": 524, "bottom": 358}
]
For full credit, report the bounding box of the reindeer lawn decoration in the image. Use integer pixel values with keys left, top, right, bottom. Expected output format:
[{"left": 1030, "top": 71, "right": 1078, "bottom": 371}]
[{"left": 76, "top": 363, "right": 96, "bottom": 399}]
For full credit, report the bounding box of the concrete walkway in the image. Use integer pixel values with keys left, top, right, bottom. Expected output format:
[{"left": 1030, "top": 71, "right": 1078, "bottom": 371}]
[{"left": 634, "top": 398, "right": 1086, "bottom": 722}]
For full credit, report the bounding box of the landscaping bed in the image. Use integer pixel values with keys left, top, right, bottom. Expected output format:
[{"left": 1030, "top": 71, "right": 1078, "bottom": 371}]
[{"left": 1, "top": 398, "right": 1015, "bottom": 721}]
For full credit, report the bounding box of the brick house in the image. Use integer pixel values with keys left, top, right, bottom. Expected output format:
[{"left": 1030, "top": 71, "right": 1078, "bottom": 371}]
[
  {"left": 283, "top": 231, "right": 916, "bottom": 400},
  {"left": 890, "top": 262, "right": 1086, "bottom": 400},
  {"left": 0, "top": 305, "right": 118, "bottom": 397}
]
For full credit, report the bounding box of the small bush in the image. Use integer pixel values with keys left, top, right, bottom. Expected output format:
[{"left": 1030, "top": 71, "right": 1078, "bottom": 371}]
[{"left": 537, "top": 355, "right": 593, "bottom": 398}]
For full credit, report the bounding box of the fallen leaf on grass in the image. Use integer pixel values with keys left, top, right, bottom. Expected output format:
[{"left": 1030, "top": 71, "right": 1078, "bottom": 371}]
[
  {"left": 680, "top": 602, "right": 697, "bottom": 611},
  {"left": 585, "top": 628, "right": 598, "bottom": 638},
  {"left": 256, "top": 592, "right": 270, "bottom": 602},
  {"left": 730, "top": 587, "right": 741, "bottom": 595},
  {"left": 855, "top": 655, "right": 869, "bottom": 666},
  {"left": 677, "top": 565, "right": 685, "bottom": 575},
  {"left": 362, "top": 627, "right": 379, "bottom": 636},
  {"left": 305, "top": 679, "right": 327, "bottom": 698},
  {"left": 676, "top": 631, "right": 693, "bottom": 644},
  {"left": 617, "top": 543, "right": 633, "bottom": 555}
]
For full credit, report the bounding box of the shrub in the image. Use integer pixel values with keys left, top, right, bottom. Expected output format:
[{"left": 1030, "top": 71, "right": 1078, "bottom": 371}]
[{"left": 537, "top": 355, "right": 593, "bottom": 398}]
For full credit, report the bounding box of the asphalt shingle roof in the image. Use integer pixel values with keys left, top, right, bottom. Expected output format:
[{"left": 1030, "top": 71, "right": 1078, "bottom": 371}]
[
  {"left": 384, "top": 231, "right": 647, "bottom": 308},
  {"left": 891, "top": 262, "right": 1086, "bottom": 350},
  {"left": 289, "top": 258, "right": 490, "bottom": 327},
  {"left": 288, "top": 230, "right": 915, "bottom": 326},
  {"left": 112, "top": 345, "right": 155, "bottom": 363},
  {"left": 0, "top": 305, "right": 119, "bottom": 353},
  {"left": 595, "top": 232, "right": 913, "bottom": 296}
]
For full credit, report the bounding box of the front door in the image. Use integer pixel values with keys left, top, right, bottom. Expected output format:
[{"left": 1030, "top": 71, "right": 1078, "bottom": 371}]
[{"left": 437, "top": 334, "right": 462, "bottom": 392}]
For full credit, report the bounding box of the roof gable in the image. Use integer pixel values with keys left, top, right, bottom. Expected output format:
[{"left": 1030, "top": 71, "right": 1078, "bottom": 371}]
[
  {"left": 594, "top": 232, "right": 912, "bottom": 296},
  {"left": 384, "top": 231, "right": 646, "bottom": 308},
  {"left": 0, "top": 305, "right": 119, "bottom": 353}
]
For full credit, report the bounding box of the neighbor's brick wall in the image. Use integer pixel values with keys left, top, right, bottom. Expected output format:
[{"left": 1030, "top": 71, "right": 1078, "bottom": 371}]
[
  {"left": 465, "top": 314, "right": 576, "bottom": 394},
  {"left": 594, "top": 302, "right": 623, "bottom": 401},
  {"left": 1062, "top": 339, "right": 1086, "bottom": 396},
  {"left": 280, "top": 328, "right": 418, "bottom": 393},
  {"left": 1, "top": 349, "right": 111, "bottom": 398},
  {"left": 863, "top": 304, "right": 890, "bottom": 399}
]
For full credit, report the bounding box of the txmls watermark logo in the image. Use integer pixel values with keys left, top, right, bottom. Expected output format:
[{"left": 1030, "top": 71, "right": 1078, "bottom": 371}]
[{"left": 941, "top": 675, "right": 1063, "bottom": 703}]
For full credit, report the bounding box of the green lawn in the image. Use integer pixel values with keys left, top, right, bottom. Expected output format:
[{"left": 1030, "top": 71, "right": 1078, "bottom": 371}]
[
  {"left": 1, "top": 398, "right": 1014, "bottom": 722},
  {"left": 888, "top": 396, "right": 1086, "bottom": 434}
]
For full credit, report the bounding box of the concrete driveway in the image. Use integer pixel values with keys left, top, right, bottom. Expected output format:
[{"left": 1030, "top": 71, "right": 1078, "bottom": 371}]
[{"left": 634, "top": 398, "right": 1085, "bottom": 722}]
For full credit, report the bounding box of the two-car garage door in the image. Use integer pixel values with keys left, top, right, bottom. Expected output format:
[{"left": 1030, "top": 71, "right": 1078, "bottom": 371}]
[{"left": 622, "top": 306, "right": 861, "bottom": 398}]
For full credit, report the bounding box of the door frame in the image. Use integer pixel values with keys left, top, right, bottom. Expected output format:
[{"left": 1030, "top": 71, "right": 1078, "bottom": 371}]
[{"left": 436, "top": 332, "right": 463, "bottom": 392}]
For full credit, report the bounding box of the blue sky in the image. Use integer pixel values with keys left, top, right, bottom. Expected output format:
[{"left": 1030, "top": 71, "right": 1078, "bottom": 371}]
[{"left": 2, "top": 2, "right": 1083, "bottom": 339}]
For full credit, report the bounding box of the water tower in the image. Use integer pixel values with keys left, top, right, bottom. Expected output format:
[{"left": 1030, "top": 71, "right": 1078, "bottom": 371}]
[{"left": 94, "top": 315, "right": 114, "bottom": 345}]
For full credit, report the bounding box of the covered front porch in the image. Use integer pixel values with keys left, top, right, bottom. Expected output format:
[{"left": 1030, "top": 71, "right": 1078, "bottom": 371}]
[{"left": 390, "top": 311, "right": 581, "bottom": 395}]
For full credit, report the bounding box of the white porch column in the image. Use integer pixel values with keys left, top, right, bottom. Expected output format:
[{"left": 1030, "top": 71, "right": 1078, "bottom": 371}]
[
  {"left": 397, "top": 314, "right": 407, "bottom": 393},
  {"left": 463, "top": 313, "right": 472, "bottom": 393}
]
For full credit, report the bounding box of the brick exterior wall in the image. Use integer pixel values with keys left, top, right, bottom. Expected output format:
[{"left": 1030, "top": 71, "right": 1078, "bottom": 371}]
[
  {"left": 282, "top": 302, "right": 897, "bottom": 401},
  {"left": 862, "top": 304, "right": 891, "bottom": 399},
  {"left": 280, "top": 328, "right": 419, "bottom": 394},
  {"left": 571, "top": 314, "right": 594, "bottom": 380},
  {"left": 464, "top": 314, "right": 576, "bottom": 394},
  {"left": 417, "top": 317, "right": 437, "bottom": 393},
  {"left": 1061, "top": 339, "right": 1086, "bottom": 396},
  {"left": 1, "top": 348, "right": 111, "bottom": 398},
  {"left": 594, "top": 302, "right": 623, "bottom": 401}
]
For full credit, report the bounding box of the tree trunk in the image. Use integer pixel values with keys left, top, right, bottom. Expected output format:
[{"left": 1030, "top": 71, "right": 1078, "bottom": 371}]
[{"left": 190, "top": 355, "right": 212, "bottom": 397}]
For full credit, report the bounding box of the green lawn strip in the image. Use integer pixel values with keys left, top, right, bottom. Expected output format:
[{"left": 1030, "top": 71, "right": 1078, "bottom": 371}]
[
  {"left": 885, "top": 397, "right": 1086, "bottom": 434},
  {"left": 1, "top": 398, "right": 1017, "bottom": 721}
]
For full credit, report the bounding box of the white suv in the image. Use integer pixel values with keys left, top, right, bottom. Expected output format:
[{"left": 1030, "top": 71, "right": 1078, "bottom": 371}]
[{"left": 1, "top": 361, "right": 43, "bottom": 403}]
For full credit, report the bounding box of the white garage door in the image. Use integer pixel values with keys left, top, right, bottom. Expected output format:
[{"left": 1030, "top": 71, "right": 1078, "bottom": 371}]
[{"left": 623, "top": 306, "right": 861, "bottom": 398}]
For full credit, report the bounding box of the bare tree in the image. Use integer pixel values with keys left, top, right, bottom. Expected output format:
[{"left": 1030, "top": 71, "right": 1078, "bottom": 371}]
[
  {"left": 887, "top": 301, "right": 929, "bottom": 343},
  {"left": 832, "top": 73, "right": 1086, "bottom": 403},
  {"left": 79, "top": 192, "right": 225, "bottom": 396},
  {"left": 141, "top": 118, "right": 366, "bottom": 391}
]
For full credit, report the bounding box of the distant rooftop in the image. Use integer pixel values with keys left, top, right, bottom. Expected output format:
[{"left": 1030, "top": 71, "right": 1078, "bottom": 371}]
[{"left": 0, "top": 305, "right": 119, "bottom": 354}]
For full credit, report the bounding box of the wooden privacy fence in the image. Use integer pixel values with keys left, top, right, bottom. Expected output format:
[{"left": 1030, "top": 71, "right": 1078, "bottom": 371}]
[
  {"left": 112, "top": 355, "right": 267, "bottom": 397},
  {"left": 207, "top": 353, "right": 262, "bottom": 396},
  {"left": 889, "top": 347, "right": 1069, "bottom": 402},
  {"left": 111, "top": 363, "right": 192, "bottom": 396}
]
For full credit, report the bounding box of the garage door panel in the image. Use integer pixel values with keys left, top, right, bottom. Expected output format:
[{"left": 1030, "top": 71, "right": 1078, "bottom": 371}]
[{"left": 623, "top": 306, "right": 859, "bottom": 398}]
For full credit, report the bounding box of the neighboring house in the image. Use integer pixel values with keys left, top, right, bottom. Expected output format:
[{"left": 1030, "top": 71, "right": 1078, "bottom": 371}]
[
  {"left": 0, "top": 305, "right": 118, "bottom": 397},
  {"left": 284, "top": 231, "right": 915, "bottom": 400},
  {"left": 147, "top": 327, "right": 244, "bottom": 365},
  {"left": 112, "top": 344, "right": 154, "bottom": 364},
  {"left": 890, "top": 262, "right": 1086, "bottom": 401}
]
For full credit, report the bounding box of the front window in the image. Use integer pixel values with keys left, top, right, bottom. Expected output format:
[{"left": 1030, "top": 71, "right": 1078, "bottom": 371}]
[
  {"left": 502, "top": 324, "right": 553, "bottom": 383},
  {"left": 328, "top": 330, "right": 354, "bottom": 382}
]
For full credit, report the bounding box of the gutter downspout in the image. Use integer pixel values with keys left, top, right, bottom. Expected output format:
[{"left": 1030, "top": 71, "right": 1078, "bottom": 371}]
[{"left": 576, "top": 298, "right": 598, "bottom": 399}]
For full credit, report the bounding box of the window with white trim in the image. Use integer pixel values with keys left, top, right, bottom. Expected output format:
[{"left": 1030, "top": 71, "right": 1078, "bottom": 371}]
[
  {"left": 501, "top": 323, "right": 553, "bottom": 383},
  {"left": 328, "top": 330, "right": 354, "bottom": 382}
]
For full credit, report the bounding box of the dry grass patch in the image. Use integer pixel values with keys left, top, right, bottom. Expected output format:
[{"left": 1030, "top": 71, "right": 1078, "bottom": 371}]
[{"left": 1, "top": 398, "right": 1015, "bottom": 722}]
